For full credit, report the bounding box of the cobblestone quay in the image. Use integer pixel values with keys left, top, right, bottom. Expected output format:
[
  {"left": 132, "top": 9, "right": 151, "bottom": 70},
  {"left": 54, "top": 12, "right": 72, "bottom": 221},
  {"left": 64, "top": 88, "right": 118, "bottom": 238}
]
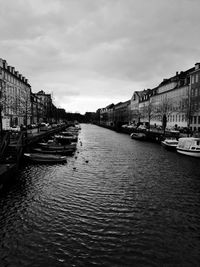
[{"left": 0, "top": 124, "right": 200, "bottom": 266}]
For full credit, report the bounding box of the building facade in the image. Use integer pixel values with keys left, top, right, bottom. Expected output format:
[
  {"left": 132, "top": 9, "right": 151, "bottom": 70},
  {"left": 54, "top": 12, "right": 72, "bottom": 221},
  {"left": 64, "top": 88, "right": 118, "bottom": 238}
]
[
  {"left": 0, "top": 58, "right": 31, "bottom": 130},
  {"left": 35, "top": 90, "right": 54, "bottom": 123},
  {"left": 189, "top": 63, "right": 200, "bottom": 131},
  {"left": 98, "top": 63, "right": 200, "bottom": 132}
]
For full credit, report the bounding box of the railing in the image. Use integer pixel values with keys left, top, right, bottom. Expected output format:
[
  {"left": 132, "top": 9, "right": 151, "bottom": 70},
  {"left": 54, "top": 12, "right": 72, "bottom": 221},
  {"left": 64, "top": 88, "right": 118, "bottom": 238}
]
[
  {"left": 15, "top": 131, "right": 26, "bottom": 165},
  {"left": 0, "top": 132, "right": 10, "bottom": 160}
]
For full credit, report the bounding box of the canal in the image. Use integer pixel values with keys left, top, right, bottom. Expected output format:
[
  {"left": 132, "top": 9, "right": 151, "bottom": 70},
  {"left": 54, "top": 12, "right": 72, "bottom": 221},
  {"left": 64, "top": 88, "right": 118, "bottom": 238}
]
[{"left": 0, "top": 124, "right": 200, "bottom": 266}]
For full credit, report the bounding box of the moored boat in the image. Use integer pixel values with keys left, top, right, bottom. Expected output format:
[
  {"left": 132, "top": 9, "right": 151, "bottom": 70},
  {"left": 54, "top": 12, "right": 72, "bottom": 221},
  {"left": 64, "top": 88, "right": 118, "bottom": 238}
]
[
  {"left": 130, "top": 132, "right": 147, "bottom": 141},
  {"left": 24, "top": 153, "right": 67, "bottom": 163},
  {"left": 176, "top": 137, "right": 200, "bottom": 157},
  {"left": 161, "top": 138, "right": 178, "bottom": 151},
  {"left": 60, "top": 131, "right": 78, "bottom": 137},
  {"left": 32, "top": 147, "right": 75, "bottom": 155},
  {"left": 54, "top": 134, "right": 78, "bottom": 143},
  {"left": 38, "top": 141, "right": 76, "bottom": 150}
]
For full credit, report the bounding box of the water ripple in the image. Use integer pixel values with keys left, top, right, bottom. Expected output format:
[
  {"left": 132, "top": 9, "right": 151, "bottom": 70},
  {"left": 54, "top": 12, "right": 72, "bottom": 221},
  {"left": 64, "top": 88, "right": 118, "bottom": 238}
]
[{"left": 0, "top": 124, "right": 200, "bottom": 266}]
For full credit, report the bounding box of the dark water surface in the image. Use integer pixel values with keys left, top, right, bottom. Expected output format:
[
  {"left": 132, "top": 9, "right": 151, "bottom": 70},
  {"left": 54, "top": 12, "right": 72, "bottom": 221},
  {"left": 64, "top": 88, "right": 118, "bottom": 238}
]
[{"left": 0, "top": 124, "right": 200, "bottom": 267}]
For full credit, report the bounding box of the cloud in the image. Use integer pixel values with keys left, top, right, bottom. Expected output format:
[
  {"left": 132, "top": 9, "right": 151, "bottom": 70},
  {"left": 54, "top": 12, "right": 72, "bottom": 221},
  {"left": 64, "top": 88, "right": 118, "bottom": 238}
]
[{"left": 1, "top": 0, "right": 200, "bottom": 113}]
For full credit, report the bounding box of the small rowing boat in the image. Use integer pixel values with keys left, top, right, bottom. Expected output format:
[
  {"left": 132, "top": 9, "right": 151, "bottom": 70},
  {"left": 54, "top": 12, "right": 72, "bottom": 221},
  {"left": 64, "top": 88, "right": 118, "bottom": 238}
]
[
  {"left": 32, "top": 148, "right": 75, "bottom": 155},
  {"left": 24, "top": 153, "right": 67, "bottom": 163}
]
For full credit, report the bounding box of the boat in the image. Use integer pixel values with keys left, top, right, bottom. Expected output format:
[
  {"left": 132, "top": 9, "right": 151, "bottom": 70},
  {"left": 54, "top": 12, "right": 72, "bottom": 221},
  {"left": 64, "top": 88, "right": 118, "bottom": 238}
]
[
  {"left": 176, "top": 137, "right": 200, "bottom": 157},
  {"left": 38, "top": 141, "right": 76, "bottom": 150},
  {"left": 60, "top": 131, "right": 78, "bottom": 137},
  {"left": 130, "top": 132, "right": 147, "bottom": 141},
  {"left": 161, "top": 138, "right": 179, "bottom": 151},
  {"left": 24, "top": 153, "right": 67, "bottom": 163},
  {"left": 54, "top": 134, "right": 78, "bottom": 143},
  {"left": 32, "top": 147, "right": 75, "bottom": 155}
]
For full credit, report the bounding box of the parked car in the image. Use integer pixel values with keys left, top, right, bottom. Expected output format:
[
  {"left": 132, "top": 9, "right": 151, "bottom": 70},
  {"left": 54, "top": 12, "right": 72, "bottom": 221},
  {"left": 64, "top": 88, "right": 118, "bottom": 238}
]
[
  {"left": 51, "top": 123, "right": 58, "bottom": 128},
  {"left": 39, "top": 123, "right": 51, "bottom": 131},
  {"left": 27, "top": 124, "right": 37, "bottom": 129},
  {"left": 9, "top": 125, "right": 21, "bottom": 132}
]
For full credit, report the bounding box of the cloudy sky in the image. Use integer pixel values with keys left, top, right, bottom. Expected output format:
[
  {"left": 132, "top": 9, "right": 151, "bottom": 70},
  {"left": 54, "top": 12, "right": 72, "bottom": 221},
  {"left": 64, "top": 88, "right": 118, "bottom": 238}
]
[{"left": 0, "top": 0, "right": 200, "bottom": 114}]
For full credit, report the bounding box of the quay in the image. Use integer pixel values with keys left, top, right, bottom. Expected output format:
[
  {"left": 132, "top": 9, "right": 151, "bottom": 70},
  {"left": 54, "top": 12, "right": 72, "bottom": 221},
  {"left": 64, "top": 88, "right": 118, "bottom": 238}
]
[
  {"left": 0, "top": 124, "right": 69, "bottom": 187},
  {"left": 95, "top": 123, "right": 180, "bottom": 142}
]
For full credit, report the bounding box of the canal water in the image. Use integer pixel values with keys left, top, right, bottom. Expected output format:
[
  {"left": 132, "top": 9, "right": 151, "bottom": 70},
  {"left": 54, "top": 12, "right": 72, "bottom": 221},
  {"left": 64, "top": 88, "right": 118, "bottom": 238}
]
[{"left": 0, "top": 124, "right": 200, "bottom": 267}]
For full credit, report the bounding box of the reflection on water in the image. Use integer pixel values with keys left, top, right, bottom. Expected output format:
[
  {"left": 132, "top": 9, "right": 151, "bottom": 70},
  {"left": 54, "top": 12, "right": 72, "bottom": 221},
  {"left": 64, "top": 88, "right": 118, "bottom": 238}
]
[{"left": 0, "top": 124, "right": 200, "bottom": 266}]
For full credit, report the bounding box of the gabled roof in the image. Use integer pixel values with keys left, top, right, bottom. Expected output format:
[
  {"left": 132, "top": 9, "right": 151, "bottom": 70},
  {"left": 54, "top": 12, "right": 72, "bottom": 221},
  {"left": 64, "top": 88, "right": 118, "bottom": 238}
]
[{"left": 106, "top": 103, "right": 115, "bottom": 109}]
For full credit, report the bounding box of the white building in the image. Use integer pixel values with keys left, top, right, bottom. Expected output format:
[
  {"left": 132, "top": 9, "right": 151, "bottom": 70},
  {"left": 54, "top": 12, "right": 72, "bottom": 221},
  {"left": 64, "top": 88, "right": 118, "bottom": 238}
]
[{"left": 0, "top": 58, "right": 31, "bottom": 129}]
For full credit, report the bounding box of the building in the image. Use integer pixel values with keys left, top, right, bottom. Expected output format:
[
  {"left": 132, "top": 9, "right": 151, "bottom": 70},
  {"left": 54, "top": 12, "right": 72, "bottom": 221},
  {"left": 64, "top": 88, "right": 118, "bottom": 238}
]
[
  {"left": 31, "top": 92, "right": 44, "bottom": 124},
  {"left": 138, "top": 89, "right": 155, "bottom": 126},
  {"left": 113, "top": 100, "right": 131, "bottom": 128},
  {"left": 131, "top": 68, "right": 194, "bottom": 130},
  {"left": 150, "top": 69, "right": 193, "bottom": 129},
  {"left": 57, "top": 108, "right": 67, "bottom": 122},
  {"left": 189, "top": 63, "right": 200, "bottom": 131},
  {"left": 130, "top": 91, "right": 143, "bottom": 124},
  {"left": 35, "top": 90, "right": 54, "bottom": 123},
  {"left": 99, "top": 104, "right": 111, "bottom": 126},
  {"left": 0, "top": 58, "right": 31, "bottom": 130}
]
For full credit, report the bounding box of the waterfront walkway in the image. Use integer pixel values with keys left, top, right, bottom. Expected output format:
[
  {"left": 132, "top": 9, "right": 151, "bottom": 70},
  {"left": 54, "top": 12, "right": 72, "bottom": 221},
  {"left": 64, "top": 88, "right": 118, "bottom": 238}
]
[{"left": 0, "top": 124, "right": 67, "bottom": 186}]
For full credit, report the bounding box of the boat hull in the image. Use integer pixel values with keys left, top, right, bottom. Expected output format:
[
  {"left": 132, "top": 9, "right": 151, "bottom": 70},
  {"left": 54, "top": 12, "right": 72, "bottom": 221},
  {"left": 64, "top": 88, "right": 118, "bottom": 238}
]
[
  {"left": 38, "top": 143, "right": 76, "bottom": 150},
  {"left": 161, "top": 141, "right": 177, "bottom": 151},
  {"left": 130, "top": 133, "right": 146, "bottom": 141},
  {"left": 176, "top": 148, "right": 200, "bottom": 157},
  {"left": 33, "top": 148, "right": 75, "bottom": 155},
  {"left": 24, "top": 153, "right": 67, "bottom": 163}
]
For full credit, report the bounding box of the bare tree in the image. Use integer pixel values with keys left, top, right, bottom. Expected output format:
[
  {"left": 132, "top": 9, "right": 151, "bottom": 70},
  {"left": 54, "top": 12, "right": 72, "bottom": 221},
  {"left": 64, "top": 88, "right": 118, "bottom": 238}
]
[
  {"left": 155, "top": 97, "right": 173, "bottom": 128},
  {"left": 143, "top": 100, "right": 155, "bottom": 129}
]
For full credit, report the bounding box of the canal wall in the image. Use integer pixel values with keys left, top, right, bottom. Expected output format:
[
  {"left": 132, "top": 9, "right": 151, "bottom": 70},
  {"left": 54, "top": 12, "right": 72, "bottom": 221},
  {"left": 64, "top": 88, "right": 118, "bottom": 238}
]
[
  {"left": 94, "top": 123, "right": 180, "bottom": 142},
  {"left": 0, "top": 124, "right": 68, "bottom": 188}
]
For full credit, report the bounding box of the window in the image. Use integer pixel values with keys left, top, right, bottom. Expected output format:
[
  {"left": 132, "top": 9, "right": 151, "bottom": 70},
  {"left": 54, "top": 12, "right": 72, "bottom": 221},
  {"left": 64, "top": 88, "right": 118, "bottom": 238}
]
[
  {"left": 196, "top": 74, "right": 199, "bottom": 83},
  {"left": 194, "top": 116, "right": 197, "bottom": 124},
  {"left": 192, "top": 75, "right": 195, "bottom": 84},
  {"left": 182, "top": 114, "right": 185, "bottom": 122},
  {"left": 198, "top": 116, "right": 200, "bottom": 124}
]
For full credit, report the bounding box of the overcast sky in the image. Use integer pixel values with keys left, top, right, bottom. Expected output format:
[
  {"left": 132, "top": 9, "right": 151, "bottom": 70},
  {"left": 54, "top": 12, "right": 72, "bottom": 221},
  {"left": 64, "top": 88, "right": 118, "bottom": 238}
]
[{"left": 0, "top": 0, "right": 200, "bottom": 114}]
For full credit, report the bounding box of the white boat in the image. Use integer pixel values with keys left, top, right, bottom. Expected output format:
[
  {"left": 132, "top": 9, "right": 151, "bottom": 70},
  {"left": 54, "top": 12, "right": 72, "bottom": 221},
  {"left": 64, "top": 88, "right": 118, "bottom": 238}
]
[
  {"left": 176, "top": 137, "right": 200, "bottom": 157},
  {"left": 130, "top": 132, "right": 146, "bottom": 140},
  {"left": 161, "top": 138, "right": 179, "bottom": 151},
  {"left": 24, "top": 153, "right": 67, "bottom": 163}
]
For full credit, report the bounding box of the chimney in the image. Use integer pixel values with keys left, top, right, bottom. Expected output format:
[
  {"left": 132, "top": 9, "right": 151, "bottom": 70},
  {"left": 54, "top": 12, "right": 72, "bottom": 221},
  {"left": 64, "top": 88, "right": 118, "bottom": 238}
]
[
  {"left": 0, "top": 58, "right": 3, "bottom": 68},
  {"left": 3, "top": 60, "right": 8, "bottom": 69},
  {"left": 176, "top": 71, "right": 179, "bottom": 76},
  {"left": 195, "top": 63, "right": 200, "bottom": 70}
]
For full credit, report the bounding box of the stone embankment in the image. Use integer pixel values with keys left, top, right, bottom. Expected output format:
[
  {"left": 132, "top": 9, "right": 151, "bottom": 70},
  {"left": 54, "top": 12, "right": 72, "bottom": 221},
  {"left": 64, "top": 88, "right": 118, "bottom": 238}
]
[
  {"left": 95, "top": 123, "right": 180, "bottom": 142},
  {"left": 0, "top": 124, "right": 68, "bottom": 188}
]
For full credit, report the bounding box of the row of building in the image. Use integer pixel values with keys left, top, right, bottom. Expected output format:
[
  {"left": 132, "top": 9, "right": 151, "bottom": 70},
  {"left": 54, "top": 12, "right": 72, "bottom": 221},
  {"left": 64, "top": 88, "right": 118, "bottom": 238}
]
[
  {"left": 0, "top": 58, "right": 67, "bottom": 131},
  {"left": 98, "top": 62, "right": 200, "bottom": 132}
]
